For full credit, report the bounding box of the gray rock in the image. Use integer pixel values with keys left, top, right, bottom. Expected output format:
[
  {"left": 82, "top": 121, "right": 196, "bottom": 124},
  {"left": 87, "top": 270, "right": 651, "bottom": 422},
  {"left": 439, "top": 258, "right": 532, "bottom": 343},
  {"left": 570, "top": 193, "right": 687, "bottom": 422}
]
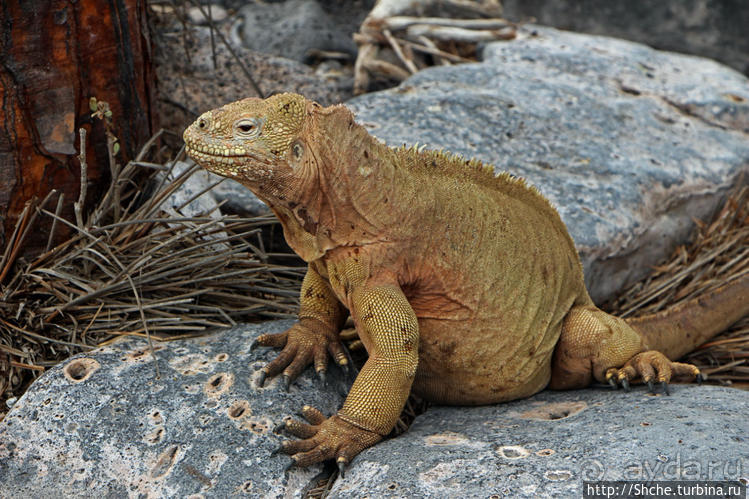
[
  {"left": 186, "top": 4, "right": 228, "bottom": 25},
  {"left": 347, "top": 25, "right": 749, "bottom": 303},
  {"left": 165, "top": 159, "right": 270, "bottom": 216},
  {"left": 236, "top": 0, "right": 358, "bottom": 63},
  {"left": 502, "top": 0, "right": 749, "bottom": 76},
  {"left": 330, "top": 385, "right": 749, "bottom": 497},
  {"left": 0, "top": 322, "right": 352, "bottom": 497},
  {"left": 162, "top": 160, "right": 225, "bottom": 219}
]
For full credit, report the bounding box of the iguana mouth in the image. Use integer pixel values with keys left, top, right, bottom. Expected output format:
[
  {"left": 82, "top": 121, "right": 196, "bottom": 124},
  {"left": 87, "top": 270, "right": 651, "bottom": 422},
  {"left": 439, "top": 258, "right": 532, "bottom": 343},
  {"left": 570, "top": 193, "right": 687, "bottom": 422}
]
[{"left": 184, "top": 141, "right": 249, "bottom": 159}]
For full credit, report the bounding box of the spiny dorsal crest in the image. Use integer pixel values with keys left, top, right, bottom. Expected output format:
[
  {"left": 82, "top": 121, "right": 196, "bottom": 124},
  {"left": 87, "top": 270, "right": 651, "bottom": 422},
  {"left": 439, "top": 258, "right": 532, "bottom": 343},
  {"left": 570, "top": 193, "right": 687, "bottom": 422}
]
[{"left": 392, "top": 143, "right": 557, "bottom": 212}]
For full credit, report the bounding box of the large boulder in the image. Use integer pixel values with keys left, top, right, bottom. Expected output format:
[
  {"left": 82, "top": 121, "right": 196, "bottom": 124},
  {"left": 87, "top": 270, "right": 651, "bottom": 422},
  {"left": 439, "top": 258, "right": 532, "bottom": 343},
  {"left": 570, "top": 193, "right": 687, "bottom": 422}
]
[
  {"left": 329, "top": 385, "right": 748, "bottom": 497},
  {"left": 501, "top": 0, "right": 749, "bottom": 75},
  {"left": 346, "top": 25, "right": 749, "bottom": 302},
  {"left": 0, "top": 322, "right": 352, "bottom": 497}
]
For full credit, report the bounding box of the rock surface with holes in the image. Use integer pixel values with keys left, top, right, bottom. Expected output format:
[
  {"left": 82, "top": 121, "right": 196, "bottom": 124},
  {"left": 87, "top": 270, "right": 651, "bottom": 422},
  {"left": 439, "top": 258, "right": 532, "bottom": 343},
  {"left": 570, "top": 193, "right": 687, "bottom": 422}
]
[
  {"left": 329, "top": 385, "right": 749, "bottom": 497},
  {"left": 346, "top": 24, "right": 749, "bottom": 303},
  {"left": 0, "top": 321, "right": 352, "bottom": 497},
  {"left": 1, "top": 319, "right": 747, "bottom": 495}
]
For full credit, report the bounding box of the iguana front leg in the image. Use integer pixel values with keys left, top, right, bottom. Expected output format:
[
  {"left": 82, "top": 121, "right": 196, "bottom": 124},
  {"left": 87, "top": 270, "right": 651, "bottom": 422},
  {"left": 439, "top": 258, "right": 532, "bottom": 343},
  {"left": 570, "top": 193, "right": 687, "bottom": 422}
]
[
  {"left": 278, "top": 283, "right": 419, "bottom": 472},
  {"left": 253, "top": 265, "right": 347, "bottom": 389}
]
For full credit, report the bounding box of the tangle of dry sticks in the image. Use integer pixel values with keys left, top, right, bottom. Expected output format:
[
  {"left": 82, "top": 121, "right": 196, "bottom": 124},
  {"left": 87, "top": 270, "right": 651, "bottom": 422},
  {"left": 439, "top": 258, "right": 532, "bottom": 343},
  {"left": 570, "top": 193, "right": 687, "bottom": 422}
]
[{"left": 0, "top": 130, "right": 305, "bottom": 405}]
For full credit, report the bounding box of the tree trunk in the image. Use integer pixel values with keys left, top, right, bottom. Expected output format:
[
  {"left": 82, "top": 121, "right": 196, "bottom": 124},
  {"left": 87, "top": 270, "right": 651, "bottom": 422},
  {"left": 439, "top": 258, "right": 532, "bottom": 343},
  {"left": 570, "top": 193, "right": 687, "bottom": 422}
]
[{"left": 0, "top": 0, "right": 155, "bottom": 253}]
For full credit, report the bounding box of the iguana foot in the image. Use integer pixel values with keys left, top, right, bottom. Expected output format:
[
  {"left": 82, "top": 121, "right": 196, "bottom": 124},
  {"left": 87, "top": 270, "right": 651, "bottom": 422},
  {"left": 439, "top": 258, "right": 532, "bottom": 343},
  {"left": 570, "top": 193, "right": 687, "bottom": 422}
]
[
  {"left": 252, "top": 320, "right": 348, "bottom": 389},
  {"left": 276, "top": 405, "right": 381, "bottom": 473},
  {"left": 605, "top": 351, "right": 702, "bottom": 395}
]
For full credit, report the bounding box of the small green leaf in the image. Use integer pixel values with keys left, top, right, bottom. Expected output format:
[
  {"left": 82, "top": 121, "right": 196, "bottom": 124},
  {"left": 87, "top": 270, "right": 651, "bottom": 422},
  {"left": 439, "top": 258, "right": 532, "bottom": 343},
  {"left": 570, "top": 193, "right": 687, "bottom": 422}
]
[
  {"left": 113, "top": 142, "right": 120, "bottom": 155},
  {"left": 104, "top": 109, "right": 113, "bottom": 119},
  {"left": 89, "top": 97, "right": 98, "bottom": 112}
]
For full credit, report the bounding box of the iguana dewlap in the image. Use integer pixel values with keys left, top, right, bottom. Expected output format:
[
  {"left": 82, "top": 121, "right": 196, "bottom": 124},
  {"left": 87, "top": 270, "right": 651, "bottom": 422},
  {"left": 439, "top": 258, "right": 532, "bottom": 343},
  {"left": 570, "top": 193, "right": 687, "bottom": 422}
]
[{"left": 183, "top": 93, "right": 749, "bottom": 473}]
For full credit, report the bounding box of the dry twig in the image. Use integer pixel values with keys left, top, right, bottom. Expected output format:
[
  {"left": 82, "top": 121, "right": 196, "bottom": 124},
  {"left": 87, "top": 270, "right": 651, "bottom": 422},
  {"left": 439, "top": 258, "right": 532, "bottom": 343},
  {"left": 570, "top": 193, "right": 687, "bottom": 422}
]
[{"left": 354, "top": 0, "right": 516, "bottom": 93}]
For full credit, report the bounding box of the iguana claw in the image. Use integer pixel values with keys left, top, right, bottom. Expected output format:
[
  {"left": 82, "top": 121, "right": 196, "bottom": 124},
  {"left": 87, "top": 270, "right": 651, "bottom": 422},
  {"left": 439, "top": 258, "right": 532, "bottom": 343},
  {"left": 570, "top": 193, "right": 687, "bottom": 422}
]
[
  {"left": 276, "top": 407, "right": 381, "bottom": 470},
  {"left": 283, "top": 456, "right": 296, "bottom": 474},
  {"left": 256, "top": 370, "right": 267, "bottom": 388},
  {"left": 337, "top": 457, "right": 347, "bottom": 478},
  {"left": 608, "top": 377, "right": 617, "bottom": 390},
  {"left": 661, "top": 381, "right": 670, "bottom": 396},
  {"left": 604, "top": 351, "right": 703, "bottom": 394},
  {"left": 317, "top": 370, "right": 327, "bottom": 385},
  {"left": 270, "top": 442, "right": 284, "bottom": 457},
  {"left": 250, "top": 322, "right": 346, "bottom": 391}
]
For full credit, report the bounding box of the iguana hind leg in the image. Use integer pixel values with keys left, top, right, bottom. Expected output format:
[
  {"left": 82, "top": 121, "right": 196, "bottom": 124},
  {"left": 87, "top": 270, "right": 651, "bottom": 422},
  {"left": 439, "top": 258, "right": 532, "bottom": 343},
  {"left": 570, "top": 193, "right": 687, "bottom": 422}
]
[{"left": 549, "top": 305, "right": 701, "bottom": 392}]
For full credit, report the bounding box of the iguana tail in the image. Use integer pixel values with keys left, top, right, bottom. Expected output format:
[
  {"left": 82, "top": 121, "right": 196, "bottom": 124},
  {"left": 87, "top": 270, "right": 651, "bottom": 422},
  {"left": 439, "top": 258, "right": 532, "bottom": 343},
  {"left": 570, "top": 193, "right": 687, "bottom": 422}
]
[{"left": 625, "top": 272, "right": 749, "bottom": 360}]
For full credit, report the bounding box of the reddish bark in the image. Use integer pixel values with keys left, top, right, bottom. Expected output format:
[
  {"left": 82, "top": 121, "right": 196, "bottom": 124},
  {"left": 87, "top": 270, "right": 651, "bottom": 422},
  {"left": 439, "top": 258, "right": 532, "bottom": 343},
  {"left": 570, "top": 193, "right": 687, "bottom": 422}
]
[{"left": 0, "top": 0, "right": 155, "bottom": 252}]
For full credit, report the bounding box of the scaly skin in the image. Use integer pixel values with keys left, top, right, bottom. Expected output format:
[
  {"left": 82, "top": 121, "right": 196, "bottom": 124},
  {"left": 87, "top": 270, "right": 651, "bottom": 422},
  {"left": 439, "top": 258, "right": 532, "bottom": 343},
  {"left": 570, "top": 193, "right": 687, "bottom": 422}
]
[{"left": 183, "top": 93, "right": 749, "bottom": 472}]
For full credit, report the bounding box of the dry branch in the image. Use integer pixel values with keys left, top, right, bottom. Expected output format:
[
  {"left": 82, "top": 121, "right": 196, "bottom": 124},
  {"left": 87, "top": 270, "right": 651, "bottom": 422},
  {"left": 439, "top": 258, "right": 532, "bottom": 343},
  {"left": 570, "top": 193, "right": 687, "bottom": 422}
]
[{"left": 354, "top": 1, "right": 516, "bottom": 94}]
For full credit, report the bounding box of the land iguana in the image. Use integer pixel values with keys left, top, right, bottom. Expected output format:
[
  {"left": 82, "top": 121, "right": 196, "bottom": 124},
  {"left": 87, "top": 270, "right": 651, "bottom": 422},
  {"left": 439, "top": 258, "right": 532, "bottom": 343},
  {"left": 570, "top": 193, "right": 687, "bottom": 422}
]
[{"left": 183, "top": 93, "right": 749, "bottom": 474}]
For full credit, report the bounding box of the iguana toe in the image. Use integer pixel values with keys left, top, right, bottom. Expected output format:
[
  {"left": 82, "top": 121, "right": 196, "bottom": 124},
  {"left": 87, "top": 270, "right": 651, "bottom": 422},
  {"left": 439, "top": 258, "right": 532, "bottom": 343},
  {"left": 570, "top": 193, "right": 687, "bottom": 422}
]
[
  {"left": 254, "top": 331, "right": 288, "bottom": 349},
  {"left": 256, "top": 370, "right": 267, "bottom": 388},
  {"left": 337, "top": 457, "right": 347, "bottom": 478},
  {"left": 605, "top": 351, "right": 702, "bottom": 392},
  {"left": 276, "top": 406, "right": 381, "bottom": 469},
  {"left": 253, "top": 322, "right": 345, "bottom": 389},
  {"left": 300, "top": 405, "right": 326, "bottom": 424}
]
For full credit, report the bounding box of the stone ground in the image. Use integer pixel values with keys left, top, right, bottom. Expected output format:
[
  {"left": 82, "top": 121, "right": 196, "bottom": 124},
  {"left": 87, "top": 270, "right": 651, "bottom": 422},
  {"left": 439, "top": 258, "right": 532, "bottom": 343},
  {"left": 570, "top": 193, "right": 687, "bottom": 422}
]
[{"left": 1, "top": 323, "right": 746, "bottom": 497}]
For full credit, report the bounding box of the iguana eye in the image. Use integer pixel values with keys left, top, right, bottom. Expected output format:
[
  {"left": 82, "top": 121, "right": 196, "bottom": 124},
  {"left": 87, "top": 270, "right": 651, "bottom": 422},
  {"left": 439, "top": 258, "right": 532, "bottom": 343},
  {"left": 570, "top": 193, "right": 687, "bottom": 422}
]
[{"left": 235, "top": 118, "right": 262, "bottom": 137}]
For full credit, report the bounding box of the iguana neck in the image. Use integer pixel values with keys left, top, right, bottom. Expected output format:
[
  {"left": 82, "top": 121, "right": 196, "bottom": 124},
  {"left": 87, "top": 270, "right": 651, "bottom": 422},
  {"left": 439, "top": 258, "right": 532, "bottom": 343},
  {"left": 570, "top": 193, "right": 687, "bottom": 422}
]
[{"left": 269, "top": 108, "right": 408, "bottom": 260}]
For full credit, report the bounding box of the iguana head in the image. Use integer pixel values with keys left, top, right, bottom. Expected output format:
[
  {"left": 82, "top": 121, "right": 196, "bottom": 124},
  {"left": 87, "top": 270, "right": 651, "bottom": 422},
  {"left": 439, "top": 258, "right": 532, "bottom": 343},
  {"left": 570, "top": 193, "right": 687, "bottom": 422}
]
[
  {"left": 185, "top": 93, "right": 400, "bottom": 261},
  {"left": 184, "top": 93, "right": 380, "bottom": 261},
  {"left": 183, "top": 93, "right": 310, "bottom": 191}
]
